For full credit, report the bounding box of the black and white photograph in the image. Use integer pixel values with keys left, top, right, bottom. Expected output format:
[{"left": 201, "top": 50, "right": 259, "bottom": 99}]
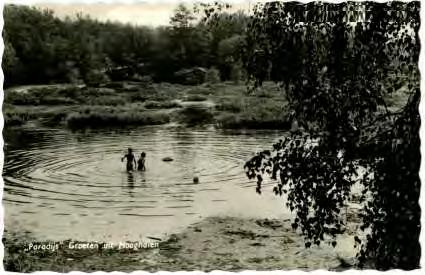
[{"left": 1, "top": 0, "right": 421, "bottom": 272}]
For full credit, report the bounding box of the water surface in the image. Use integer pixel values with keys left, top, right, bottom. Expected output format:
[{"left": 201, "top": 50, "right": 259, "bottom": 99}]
[{"left": 3, "top": 125, "right": 291, "bottom": 241}]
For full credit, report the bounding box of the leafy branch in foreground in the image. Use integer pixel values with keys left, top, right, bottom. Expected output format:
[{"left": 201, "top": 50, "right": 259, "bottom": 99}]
[{"left": 244, "top": 1, "right": 420, "bottom": 270}]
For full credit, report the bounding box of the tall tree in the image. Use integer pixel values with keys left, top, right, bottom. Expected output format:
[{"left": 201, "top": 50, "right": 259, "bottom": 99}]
[{"left": 243, "top": 1, "right": 420, "bottom": 270}]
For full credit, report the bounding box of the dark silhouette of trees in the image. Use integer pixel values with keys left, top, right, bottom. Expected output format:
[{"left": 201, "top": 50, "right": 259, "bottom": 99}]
[
  {"left": 243, "top": 1, "right": 420, "bottom": 270},
  {"left": 2, "top": 3, "right": 249, "bottom": 87}
]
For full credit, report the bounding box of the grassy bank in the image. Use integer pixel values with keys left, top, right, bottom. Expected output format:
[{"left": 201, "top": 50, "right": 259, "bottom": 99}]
[
  {"left": 214, "top": 96, "right": 291, "bottom": 129},
  {"left": 3, "top": 216, "right": 358, "bottom": 272},
  {"left": 4, "top": 81, "right": 407, "bottom": 130},
  {"left": 4, "top": 82, "right": 292, "bottom": 130},
  {"left": 66, "top": 106, "right": 171, "bottom": 128}
]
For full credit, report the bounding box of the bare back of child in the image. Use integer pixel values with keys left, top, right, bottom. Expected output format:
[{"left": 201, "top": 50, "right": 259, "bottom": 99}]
[
  {"left": 138, "top": 152, "right": 146, "bottom": 171},
  {"left": 122, "top": 148, "right": 137, "bottom": 172}
]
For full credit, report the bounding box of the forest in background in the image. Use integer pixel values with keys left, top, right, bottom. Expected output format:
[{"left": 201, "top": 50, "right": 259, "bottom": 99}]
[{"left": 3, "top": 3, "right": 248, "bottom": 87}]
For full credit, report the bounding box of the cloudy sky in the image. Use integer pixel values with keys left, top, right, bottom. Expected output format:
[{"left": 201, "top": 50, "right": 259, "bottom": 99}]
[{"left": 5, "top": 0, "right": 253, "bottom": 26}]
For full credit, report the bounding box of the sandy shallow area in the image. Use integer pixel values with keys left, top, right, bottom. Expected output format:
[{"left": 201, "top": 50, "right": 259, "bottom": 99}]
[{"left": 3, "top": 216, "right": 360, "bottom": 272}]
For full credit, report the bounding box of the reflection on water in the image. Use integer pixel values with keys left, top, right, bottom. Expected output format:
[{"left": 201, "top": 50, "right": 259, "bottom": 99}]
[
  {"left": 126, "top": 172, "right": 135, "bottom": 197},
  {"left": 3, "top": 125, "right": 291, "bottom": 241}
]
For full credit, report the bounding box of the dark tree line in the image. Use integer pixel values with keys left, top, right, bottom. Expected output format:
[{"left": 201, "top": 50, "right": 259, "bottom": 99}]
[
  {"left": 2, "top": 3, "right": 248, "bottom": 87},
  {"left": 244, "top": 1, "right": 420, "bottom": 270}
]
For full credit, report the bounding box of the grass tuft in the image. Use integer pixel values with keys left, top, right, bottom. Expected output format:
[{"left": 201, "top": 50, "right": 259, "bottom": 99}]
[
  {"left": 183, "top": 95, "right": 208, "bottom": 102},
  {"left": 66, "top": 107, "right": 170, "bottom": 128},
  {"left": 176, "top": 106, "right": 214, "bottom": 125},
  {"left": 144, "top": 100, "right": 181, "bottom": 109}
]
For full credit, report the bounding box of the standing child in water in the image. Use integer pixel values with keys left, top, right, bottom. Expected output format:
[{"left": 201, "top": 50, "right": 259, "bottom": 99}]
[
  {"left": 138, "top": 152, "right": 146, "bottom": 171},
  {"left": 122, "top": 148, "right": 137, "bottom": 172}
]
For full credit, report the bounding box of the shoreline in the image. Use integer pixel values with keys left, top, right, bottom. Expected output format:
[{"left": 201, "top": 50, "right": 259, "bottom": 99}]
[
  {"left": 3, "top": 216, "right": 358, "bottom": 272},
  {"left": 3, "top": 82, "right": 291, "bottom": 130}
]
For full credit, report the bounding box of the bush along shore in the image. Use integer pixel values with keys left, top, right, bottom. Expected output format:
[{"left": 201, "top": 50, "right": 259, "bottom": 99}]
[{"left": 4, "top": 82, "right": 294, "bottom": 130}]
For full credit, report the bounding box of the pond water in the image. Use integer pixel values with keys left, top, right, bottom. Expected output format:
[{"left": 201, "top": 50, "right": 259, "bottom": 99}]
[{"left": 3, "top": 125, "right": 292, "bottom": 242}]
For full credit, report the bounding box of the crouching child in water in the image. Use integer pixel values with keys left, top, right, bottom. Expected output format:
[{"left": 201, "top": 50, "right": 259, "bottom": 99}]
[
  {"left": 138, "top": 152, "right": 146, "bottom": 171},
  {"left": 122, "top": 148, "right": 137, "bottom": 172}
]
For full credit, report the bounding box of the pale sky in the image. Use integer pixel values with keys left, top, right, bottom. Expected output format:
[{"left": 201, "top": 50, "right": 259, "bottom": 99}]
[{"left": 5, "top": 0, "right": 254, "bottom": 26}]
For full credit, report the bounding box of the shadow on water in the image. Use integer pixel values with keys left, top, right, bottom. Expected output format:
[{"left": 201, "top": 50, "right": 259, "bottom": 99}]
[
  {"left": 122, "top": 170, "right": 149, "bottom": 197},
  {"left": 126, "top": 172, "right": 135, "bottom": 197}
]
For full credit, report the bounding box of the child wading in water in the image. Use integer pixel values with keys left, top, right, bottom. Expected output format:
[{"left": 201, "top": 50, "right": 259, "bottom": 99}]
[
  {"left": 138, "top": 152, "right": 146, "bottom": 171},
  {"left": 122, "top": 148, "right": 137, "bottom": 172}
]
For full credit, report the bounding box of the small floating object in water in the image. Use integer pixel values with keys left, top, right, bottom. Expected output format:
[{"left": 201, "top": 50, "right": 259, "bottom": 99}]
[
  {"left": 162, "top": 157, "right": 174, "bottom": 162},
  {"left": 193, "top": 176, "right": 199, "bottom": 184}
]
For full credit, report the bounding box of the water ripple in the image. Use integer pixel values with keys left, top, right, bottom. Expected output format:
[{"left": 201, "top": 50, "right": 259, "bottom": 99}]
[{"left": 4, "top": 125, "right": 288, "bottom": 241}]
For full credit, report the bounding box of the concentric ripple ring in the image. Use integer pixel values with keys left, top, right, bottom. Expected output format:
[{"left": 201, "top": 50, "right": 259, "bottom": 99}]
[{"left": 3, "top": 125, "right": 290, "bottom": 241}]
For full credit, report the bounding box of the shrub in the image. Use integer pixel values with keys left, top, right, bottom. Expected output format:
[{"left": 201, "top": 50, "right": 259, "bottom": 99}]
[
  {"left": 40, "top": 96, "right": 77, "bottom": 105},
  {"left": 130, "top": 92, "right": 149, "bottom": 102},
  {"left": 216, "top": 113, "right": 291, "bottom": 129},
  {"left": 86, "top": 96, "right": 127, "bottom": 106},
  {"left": 4, "top": 109, "right": 37, "bottom": 126},
  {"left": 185, "top": 86, "right": 212, "bottom": 95},
  {"left": 4, "top": 114, "right": 26, "bottom": 126},
  {"left": 144, "top": 100, "right": 181, "bottom": 109},
  {"left": 184, "top": 95, "right": 207, "bottom": 102},
  {"left": 84, "top": 69, "right": 110, "bottom": 87},
  {"left": 205, "top": 67, "right": 221, "bottom": 84},
  {"left": 230, "top": 64, "right": 244, "bottom": 84},
  {"left": 177, "top": 106, "right": 214, "bottom": 125},
  {"left": 215, "top": 99, "right": 243, "bottom": 113},
  {"left": 5, "top": 92, "right": 39, "bottom": 105},
  {"left": 57, "top": 86, "right": 82, "bottom": 99},
  {"left": 66, "top": 110, "right": 170, "bottom": 128},
  {"left": 43, "top": 112, "right": 69, "bottom": 126}
]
